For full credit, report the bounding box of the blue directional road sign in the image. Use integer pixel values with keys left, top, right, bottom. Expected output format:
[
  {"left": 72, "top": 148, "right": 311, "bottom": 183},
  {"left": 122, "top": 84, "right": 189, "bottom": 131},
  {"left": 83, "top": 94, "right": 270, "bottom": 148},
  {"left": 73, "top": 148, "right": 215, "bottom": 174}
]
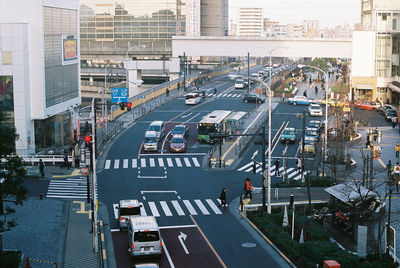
[{"left": 111, "top": 88, "right": 128, "bottom": 104}]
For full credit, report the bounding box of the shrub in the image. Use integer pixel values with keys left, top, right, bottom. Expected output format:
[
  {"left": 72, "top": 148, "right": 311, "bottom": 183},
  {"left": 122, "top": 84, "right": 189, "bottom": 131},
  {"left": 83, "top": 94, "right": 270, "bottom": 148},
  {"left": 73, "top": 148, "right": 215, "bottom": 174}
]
[{"left": 0, "top": 251, "right": 21, "bottom": 268}]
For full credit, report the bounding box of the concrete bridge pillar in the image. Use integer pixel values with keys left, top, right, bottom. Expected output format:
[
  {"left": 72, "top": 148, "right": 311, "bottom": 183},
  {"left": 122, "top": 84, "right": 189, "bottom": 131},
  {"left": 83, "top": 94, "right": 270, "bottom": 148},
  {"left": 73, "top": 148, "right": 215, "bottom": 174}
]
[{"left": 123, "top": 60, "right": 142, "bottom": 97}]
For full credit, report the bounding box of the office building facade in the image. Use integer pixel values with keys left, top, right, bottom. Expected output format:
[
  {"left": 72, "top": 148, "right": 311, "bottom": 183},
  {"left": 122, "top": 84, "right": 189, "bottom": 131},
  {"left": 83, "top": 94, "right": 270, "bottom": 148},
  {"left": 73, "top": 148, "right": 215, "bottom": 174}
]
[
  {"left": 0, "top": 0, "right": 80, "bottom": 154},
  {"left": 237, "top": 7, "right": 263, "bottom": 37}
]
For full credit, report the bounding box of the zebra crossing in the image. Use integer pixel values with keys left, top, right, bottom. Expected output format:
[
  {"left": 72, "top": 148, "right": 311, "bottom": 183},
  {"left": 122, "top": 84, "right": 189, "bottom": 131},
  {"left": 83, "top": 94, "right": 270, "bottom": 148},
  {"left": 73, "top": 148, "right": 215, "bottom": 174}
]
[
  {"left": 104, "top": 156, "right": 201, "bottom": 170},
  {"left": 46, "top": 176, "right": 96, "bottom": 199},
  {"left": 205, "top": 93, "right": 243, "bottom": 98},
  {"left": 112, "top": 198, "right": 226, "bottom": 219},
  {"left": 237, "top": 162, "right": 309, "bottom": 181}
]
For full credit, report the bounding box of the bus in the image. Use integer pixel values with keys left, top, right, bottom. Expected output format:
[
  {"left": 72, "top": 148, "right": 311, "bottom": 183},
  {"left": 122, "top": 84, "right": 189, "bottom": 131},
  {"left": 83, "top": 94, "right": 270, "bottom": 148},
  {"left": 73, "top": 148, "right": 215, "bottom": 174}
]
[{"left": 197, "top": 110, "right": 232, "bottom": 143}]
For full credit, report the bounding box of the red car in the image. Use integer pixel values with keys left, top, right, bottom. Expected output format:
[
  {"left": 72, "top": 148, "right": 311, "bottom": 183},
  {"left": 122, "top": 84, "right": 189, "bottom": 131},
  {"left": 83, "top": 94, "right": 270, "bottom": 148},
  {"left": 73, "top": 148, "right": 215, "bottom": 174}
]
[
  {"left": 361, "top": 101, "right": 380, "bottom": 111},
  {"left": 354, "top": 100, "right": 362, "bottom": 108}
]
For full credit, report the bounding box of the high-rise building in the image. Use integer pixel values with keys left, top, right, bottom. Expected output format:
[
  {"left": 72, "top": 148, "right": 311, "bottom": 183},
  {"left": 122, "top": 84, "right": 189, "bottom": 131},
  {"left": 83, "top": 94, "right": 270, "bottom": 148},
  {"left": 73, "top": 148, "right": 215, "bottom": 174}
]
[
  {"left": 352, "top": 0, "right": 400, "bottom": 104},
  {"left": 286, "top": 24, "right": 305, "bottom": 38},
  {"left": 201, "top": 0, "right": 228, "bottom": 36},
  {"left": 237, "top": 7, "right": 263, "bottom": 37},
  {"left": 0, "top": 0, "right": 80, "bottom": 154}
]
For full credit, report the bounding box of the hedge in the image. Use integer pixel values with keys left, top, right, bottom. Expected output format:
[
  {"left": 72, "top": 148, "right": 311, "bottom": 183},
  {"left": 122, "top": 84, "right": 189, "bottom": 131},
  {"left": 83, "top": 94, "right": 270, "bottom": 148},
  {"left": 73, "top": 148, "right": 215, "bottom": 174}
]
[
  {"left": 247, "top": 211, "right": 397, "bottom": 268},
  {"left": 273, "top": 176, "right": 334, "bottom": 188},
  {"left": 0, "top": 251, "right": 21, "bottom": 268}
]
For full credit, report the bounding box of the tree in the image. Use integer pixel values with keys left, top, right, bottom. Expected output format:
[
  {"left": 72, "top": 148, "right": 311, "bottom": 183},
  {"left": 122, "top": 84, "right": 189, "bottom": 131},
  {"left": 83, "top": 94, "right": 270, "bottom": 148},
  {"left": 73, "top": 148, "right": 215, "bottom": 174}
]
[{"left": 0, "top": 116, "right": 27, "bottom": 252}]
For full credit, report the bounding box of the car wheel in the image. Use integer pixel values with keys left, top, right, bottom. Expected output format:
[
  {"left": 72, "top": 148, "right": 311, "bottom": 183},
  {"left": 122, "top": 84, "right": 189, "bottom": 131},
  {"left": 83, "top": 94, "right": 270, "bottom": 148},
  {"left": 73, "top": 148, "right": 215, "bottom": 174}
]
[
  {"left": 244, "top": 99, "right": 248, "bottom": 103},
  {"left": 293, "top": 102, "right": 297, "bottom": 106}
]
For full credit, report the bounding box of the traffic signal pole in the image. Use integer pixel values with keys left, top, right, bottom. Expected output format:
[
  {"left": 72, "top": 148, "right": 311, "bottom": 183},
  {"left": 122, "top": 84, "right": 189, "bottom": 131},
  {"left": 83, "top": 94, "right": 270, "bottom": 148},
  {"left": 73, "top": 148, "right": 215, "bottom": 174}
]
[{"left": 261, "top": 124, "right": 266, "bottom": 212}]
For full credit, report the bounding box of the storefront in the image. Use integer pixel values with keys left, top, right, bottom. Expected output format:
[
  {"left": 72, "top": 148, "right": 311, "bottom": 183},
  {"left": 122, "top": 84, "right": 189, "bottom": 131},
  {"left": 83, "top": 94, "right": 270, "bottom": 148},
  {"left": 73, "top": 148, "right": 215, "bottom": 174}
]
[
  {"left": 355, "top": 84, "right": 374, "bottom": 100},
  {"left": 388, "top": 81, "right": 400, "bottom": 106}
]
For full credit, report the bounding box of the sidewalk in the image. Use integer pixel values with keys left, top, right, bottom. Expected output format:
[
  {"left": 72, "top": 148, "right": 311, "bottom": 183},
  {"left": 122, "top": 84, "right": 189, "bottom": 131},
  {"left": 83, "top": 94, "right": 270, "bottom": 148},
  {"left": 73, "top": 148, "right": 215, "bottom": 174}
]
[{"left": 3, "top": 165, "right": 111, "bottom": 268}]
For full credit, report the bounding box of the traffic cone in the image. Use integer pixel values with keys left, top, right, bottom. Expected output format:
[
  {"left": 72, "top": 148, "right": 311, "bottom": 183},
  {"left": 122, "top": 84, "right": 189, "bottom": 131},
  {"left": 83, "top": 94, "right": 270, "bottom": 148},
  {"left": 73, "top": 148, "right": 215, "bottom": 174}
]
[{"left": 26, "top": 257, "right": 30, "bottom": 268}]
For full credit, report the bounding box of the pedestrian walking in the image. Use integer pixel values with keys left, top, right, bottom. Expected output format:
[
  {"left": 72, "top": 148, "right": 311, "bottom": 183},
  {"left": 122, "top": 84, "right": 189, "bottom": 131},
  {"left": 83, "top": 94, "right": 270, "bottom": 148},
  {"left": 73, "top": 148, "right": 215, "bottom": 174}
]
[
  {"left": 244, "top": 178, "right": 255, "bottom": 200},
  {"left": 365, "top": 133, "right": 371, "bottom": 148},
  {"left": 373, "top": 127, "right": 378, "bottom": 143},
  {"left": 309, "top": 76, "right": 312, "bottom": 85},
  {"left": 218, "top": 188, "right": 227, "bottom": 210},
  {"left": 314, "top": 86, "right": 318, "bottom": 96},
  {"left": 63, "top": 152, "right": 69, "bottom": 170},
  {"left": 177, "top": 82, "right": 180, "bottom": 91},
  {"left": 392, "top": 115, "right": 397, "bottom": 128},
  {"left": 387, "top": 160, "right": 393, "bottom": 176},
  {"left": 296, "top": 158, "right": 302, "bottom": 173},
  {"left": 166, "top": 88, "right": 170, "bottom": 97},
  {"left": 394, "top": 162, "right": 400, "bottom": 191},
  {"left": 214, "top": 86, "right": 217, "bottom": 96},
  {"left": 274, "top": 159, "right": 281, "bottom": 177},
  {"left": 39, "top": 159, "right": 45, "bottom": 177},
  {"left": 303, "top": 90, "right": 307, "bottom": 98},
  {"left": 396, "top": 142, "right": 400, "bottom": 158},
  {"left": 346, "top": 154, "right": 351, "bottom": 171}
]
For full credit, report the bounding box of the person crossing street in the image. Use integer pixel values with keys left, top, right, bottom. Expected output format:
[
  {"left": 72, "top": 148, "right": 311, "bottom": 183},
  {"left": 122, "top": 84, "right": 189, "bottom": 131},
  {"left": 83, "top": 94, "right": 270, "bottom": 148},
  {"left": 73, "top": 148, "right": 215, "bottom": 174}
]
[
  {"left": 218, "top": 188, "right": 227, "bottom": 210},
  {"left": 244, "top": 178, "right": 255, "bottom": 200},
  {"left": 274, "top": 159, "right": 281, "bottom": 177},
  {"left": 396, "top": 142, "right": 400, "bottom": 158}
]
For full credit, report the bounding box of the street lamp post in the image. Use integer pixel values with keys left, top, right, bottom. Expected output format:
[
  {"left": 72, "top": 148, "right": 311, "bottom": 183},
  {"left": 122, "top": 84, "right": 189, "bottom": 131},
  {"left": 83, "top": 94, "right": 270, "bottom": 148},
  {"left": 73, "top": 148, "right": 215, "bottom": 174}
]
[{"left": 298, "top": 64, "right": 329, "bottom": 176}]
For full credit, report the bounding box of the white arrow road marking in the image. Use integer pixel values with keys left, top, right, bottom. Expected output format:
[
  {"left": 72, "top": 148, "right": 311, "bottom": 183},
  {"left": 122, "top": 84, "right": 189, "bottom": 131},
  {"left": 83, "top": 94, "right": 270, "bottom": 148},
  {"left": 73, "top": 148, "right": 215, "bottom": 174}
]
[
  {"left": 178, "top": 232, "right": 189, "bottom": 254},
  {"left": 181, "top": 112, "right": 193, "bottom": 119},
  {"left": 113, "top": 203, "right": 119, "bottom": 219}
]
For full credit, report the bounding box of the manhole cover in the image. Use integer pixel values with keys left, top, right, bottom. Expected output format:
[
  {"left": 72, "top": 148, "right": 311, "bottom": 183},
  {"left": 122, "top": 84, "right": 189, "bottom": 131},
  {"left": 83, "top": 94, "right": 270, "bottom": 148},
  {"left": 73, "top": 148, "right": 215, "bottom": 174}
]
[{"left": 242, "top": 243, "right": 256, "bottom": 248}]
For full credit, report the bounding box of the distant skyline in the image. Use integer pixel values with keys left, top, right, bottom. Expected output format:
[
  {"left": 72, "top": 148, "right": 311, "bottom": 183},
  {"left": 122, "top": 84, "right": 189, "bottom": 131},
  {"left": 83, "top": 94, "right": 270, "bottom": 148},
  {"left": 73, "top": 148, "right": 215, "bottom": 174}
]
[{"left": 229, "top": 0, "right": 361, "bottom": 28}]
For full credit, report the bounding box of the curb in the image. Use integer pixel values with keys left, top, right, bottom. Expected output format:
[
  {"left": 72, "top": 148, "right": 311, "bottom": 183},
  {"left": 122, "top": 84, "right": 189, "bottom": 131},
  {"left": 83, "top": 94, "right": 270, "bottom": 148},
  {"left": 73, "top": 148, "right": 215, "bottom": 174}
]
[
  {"left": 99, "top": 202, "right": 117, "bottom": 268},
  {"left": 57, "top": 200, "right": 70, "bottom": 268},
  {"left": 99, "top": 220, "right": 108, "bottom": 268}
]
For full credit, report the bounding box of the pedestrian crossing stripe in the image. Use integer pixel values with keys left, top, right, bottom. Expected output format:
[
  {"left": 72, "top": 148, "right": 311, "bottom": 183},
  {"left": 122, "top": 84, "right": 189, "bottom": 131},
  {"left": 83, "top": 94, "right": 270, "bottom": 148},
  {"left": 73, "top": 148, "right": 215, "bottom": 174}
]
[
  {"left": 46, "top": 176, "right": 98, "bottom": 199},
  {"left": 112, "top": 199, "right": 225, "bottom": 219},
  {"left": 104, "top": 157, "right": 202, "bottom": 170},
  {"left": 237, "top": 161, "right": 310, "bottom": 180},
  {"left": 205, "top": 93, "right": 241, "bottom": 98}
]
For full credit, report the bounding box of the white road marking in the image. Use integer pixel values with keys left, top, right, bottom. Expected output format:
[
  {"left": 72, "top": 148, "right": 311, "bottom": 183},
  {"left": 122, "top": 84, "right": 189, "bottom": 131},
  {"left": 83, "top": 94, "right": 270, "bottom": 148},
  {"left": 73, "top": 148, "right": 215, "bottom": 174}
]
[
  {"left": 141, "top": 158, "right": 146, "bottom": 167},
  {"left": 183, "top": 158, "right": 191, "bottom": 167},
  {"left": 114, "top": 159, "right": 120, "bottom": 169},
  {"left": 113, "top": 204, "right": 119, "bottom": 219},
  {"left": 192, "top": 157, "right": 200, "bottom": 167},
  {"left": 226, "top": 94, "right": 232, "bottom": 97},
  {"left": 104, "top": 160, "right": 111, "bottom": 169},
  {"left": 123, "top": 159, "right": 128, "bottom": 169},
  {"left": 194, "top": 199, "right": 210, "bottom": 215},
  {"left": 167, "top": 158, "right": 173, "bottom": 167},
  {"left": 237, "top": 162, "right": 252, "bottom": 171},
  {"left": 132, "top": 159, "right": 137, "bottom": 168},
  {"left": 288, "top": 170, "right": 299, "bottom": 179},
  {"left": 158, "top": 158, "right": 165, "bottom": 167},
  {"left": 149, "top": 158, "right": 156, "bottom": 167},
  {"left": 139, "top": 202, "right": 147, "bottom": 216},
  {"left": 183, "top": 200, "right": 197, "bottom": 215},
  {"left": 148, "top": 202, "right": 160, "bottom": 217},
  {"left": 171, "top": 200, "right": 185, "bottom": 216},
  {"left": 162, "top": 238, "right": 175, "bottom": 268},
  {"left": 206, "top": 199, "right": 222, "bottom": 215},
  {"left": 160, "top": 201, "right": 173, "bottom": 216},
  {"left": 175, "top": 158, "right": 183, "bottom": 167}
]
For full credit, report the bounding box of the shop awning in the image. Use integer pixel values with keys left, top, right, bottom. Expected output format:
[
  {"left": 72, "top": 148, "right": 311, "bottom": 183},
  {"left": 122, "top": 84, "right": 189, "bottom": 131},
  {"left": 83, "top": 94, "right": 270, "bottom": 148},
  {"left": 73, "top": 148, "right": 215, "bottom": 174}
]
[
  {"left": 356, "top": 84, "right": 373, "bottom": 90},
  {"left": 388, "top": 81, "right": 400, "bottom": 93}
]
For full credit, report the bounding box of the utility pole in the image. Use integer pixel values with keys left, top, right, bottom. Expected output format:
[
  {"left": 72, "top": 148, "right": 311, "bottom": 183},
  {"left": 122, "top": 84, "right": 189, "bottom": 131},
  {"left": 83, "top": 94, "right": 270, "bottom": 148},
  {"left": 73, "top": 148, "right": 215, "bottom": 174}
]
[
  {"left": 301, "top": 109, "right": 306, "bottom": 183},
  {"left": 248, "top": 52, "right": 250, "bottom": 93},
  {"left": 90, "top": 98, "right": 99, "bottom": 253},
  {"left": 183, "top": 52, "right": 186, "bottom": 91},
  {"left": 261, "top": 124, "right": 266, "bottom": 212},
  {"left": 386, "top": 184, "right": 392, "bottom": 255}
]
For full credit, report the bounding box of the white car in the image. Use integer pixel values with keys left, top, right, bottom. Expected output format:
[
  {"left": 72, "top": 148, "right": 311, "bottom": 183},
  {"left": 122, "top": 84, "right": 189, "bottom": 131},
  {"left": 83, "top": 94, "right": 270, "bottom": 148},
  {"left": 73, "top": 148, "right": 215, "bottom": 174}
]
[
  {"left": 234, "top": 79, "right": 245, "bottom": 89},
  {"left": 288, "top": 95, "right": 312, "bottom": 106},
  {"left": 308, "top": 104, "right": 323, "bottom": 117}
]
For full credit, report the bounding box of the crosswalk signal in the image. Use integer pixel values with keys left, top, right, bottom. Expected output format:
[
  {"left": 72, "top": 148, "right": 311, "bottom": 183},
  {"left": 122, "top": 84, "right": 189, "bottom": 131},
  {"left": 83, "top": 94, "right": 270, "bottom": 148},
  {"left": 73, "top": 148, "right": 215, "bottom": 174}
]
[
  {"left": 252, "top": 161, "right": 257, "bottom": 174},
  {"left": 120, "top": 102, "right": 126, "bottom": 110},
  {"left": 126, "top": 102, "right": 132, "bottom": 111},
  {"left": 84, "top": 135, "right": 92, "bottom": 148}
]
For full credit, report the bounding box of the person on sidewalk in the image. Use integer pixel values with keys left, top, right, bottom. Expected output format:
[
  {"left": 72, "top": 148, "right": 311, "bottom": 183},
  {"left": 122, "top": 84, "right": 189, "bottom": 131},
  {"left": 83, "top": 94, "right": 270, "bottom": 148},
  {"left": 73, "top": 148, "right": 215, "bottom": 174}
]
[
  {"left": 345, "top": 154, "right": 351, "bottom": 171},
  {"left": 166, "top": 88, "right": 170, "bottom": 97},
  {"left": 214, "top": 86, "right": 217, "bottom": 96},
  {"left": 394, "top": 162, "right": 400, "bottom": 191},
  {"left": 387, "top": 160, "right": 393, "bottom": 176},
  {"left": 39, "top": 159, "right": 45, "bottom": 177},
  {"left": 218, "top": 188, "right": 227, "bottom": 210},
  {"left": 314, "top": 86, "right": 318, "bottom": 96},
  {"left": 373, "top": 127, "right": 378, "bottom": 143},
  {"left": 365, "top": 133, "right": 371, "bottom": 149},
  {"left": 244, "top": 178, "right": 254, "bottom": 200},
  {"left": 392, "top": 115, "right": 397, "bottom": 128},
  {"left": 274, "top": 159, "right": 281, "bottom": 177},
  {"left": 63, "top": 152, "right": 69, "bottom": 170},
  {"left": 309, "top": 76, "right": 312, "bottom": 85},
  {"left": 396, "top": 142, "right": 400, "bottom": 158},
  {"left": 296, "top": 158, "right": 302, "bottom": 173}
]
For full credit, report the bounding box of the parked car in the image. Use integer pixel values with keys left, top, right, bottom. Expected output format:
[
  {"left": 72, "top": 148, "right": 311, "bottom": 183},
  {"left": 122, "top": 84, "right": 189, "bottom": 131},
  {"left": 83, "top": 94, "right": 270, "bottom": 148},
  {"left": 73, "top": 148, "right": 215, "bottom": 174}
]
[
  {"left": 360, "top": 101, "right": 380, "bottom": 110},
  {"left": 243, "top": 93, "right": 266, "bottom": 103},
  {"left": 288, "top": 96, "right": 312, "bottom": 106},
  {"left": 280, "top": 127, "right": 297, "bottom": 144},
  {"left": 299, "top": 141, "right": 316, "bottom": 154},
  {"left": 171, "top": 125, "right": 188, "bottom": 138},
  {"left": 170, "top": 134, "right": 186, "bottom": 153},
  {"left": 308, "top": 104, "right": 323, "bottom": 117}
]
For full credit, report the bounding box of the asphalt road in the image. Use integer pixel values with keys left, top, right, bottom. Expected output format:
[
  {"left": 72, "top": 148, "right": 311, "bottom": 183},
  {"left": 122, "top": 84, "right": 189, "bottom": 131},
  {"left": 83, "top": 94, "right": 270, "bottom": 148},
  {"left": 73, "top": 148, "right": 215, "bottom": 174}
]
[{"left": 98, "top": 66, "right": 288, "bottom": 267}]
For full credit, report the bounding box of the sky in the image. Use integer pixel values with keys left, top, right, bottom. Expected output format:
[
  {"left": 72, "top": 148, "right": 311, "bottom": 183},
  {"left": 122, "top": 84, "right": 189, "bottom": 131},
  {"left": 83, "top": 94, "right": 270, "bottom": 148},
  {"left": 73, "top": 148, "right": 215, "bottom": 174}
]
[{"left": 229, "top": 0, "right": 361, "bottom": 28}]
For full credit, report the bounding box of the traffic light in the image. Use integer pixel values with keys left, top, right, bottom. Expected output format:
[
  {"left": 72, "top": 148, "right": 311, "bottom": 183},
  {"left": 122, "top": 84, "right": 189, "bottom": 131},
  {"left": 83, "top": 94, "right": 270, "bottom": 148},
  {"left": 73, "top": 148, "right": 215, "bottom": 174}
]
[
  {"left": 120, "top": 102, "right": 126, "bottom": 110},
  {"left": 84, "top": 135, "right": 92, "bottom": 148},
  {"left": 126, "top": 102, "right": 132, "bottom": 111},
  {"left": 290, "top": 195, "right": 294, "bottom": 210},
  {"left": 252, "top": 161, "right": 257, "bottom": 174}
]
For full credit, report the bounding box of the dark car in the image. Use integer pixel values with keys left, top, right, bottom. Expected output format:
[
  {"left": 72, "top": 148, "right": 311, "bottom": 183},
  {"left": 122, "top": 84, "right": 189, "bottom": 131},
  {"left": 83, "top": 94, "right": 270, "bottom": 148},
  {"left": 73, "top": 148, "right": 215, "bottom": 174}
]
[
  {"left": 243, "top": 93, "right": 265, "bottom": 104},
  {"left": 171, "top": 124, "right": 188, "bottom": 137},
  {"left": 385, "top": 109, "right": 398, "bottom": 122},
  {"left": 170, "top": 135, "right": 186, "bottom": 153}
]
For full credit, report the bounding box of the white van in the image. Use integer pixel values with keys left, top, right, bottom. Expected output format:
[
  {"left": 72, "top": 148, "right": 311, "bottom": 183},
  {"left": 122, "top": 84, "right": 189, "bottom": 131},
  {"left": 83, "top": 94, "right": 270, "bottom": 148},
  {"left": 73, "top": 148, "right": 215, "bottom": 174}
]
[
  {"left": 148, "top": 121, "right": 165, "bottom": 140},
  {"left": 117, "top": 199, "right": 141, "bottom": 230},
  {"left": 234, "top": 79, "right": 245, "bottom": 89},
  {"left": 185, "top": 92, "right": 201, "bottom": 105},
  {"left": 143, "top": 131, "right": 158, "bottom": 152},
  {"left": 128, "top": 216, "right": 162, "bottom": 259}
]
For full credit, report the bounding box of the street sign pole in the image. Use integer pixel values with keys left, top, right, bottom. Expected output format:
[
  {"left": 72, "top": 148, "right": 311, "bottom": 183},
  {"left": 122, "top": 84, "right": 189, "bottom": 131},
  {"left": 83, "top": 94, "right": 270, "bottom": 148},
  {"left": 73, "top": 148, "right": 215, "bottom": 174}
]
[{"left": 261, "top": 124, "right": 266, "bottom": 212}]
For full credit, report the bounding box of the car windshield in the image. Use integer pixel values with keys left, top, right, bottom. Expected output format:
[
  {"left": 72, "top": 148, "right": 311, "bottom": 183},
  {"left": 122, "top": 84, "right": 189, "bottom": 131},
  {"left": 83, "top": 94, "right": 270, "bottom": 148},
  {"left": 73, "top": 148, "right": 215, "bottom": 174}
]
[
  {"left": 283, "top": 129, "right": 295, "bottom": 136},
  {"left": 306, "top": 129, "right": 318, "bottom": 136},
  {"left": 173, "top": 126, "right": 185, "bottom": 133},
  {"left": 148, "top": 125, "right": 160, "bottom": 132},
  {"left": 144, "top": 136, "right": 157, "bottom": 143},
  {"left": 134, "top": 231, "right": 160, "bottom": 242},
  {"left": 120, "top": 207, "right": 140, "bottom": 216},
  {"left": 171, "top": 137, "right": 184, "bottom": 143},
  {"left": 310, "top": 105, "right": 320, "bottom": 110},
  {"left": 236, "top": 79, "right": 244, "bottom": 83}
]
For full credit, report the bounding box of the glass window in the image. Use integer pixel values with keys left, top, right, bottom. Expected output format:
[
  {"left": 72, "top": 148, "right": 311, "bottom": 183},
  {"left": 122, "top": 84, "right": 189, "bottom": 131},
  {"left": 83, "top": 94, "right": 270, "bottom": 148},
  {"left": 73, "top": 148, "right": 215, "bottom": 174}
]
[{"left": 0, "top": 76, "right": 14, "bottom": 124}]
